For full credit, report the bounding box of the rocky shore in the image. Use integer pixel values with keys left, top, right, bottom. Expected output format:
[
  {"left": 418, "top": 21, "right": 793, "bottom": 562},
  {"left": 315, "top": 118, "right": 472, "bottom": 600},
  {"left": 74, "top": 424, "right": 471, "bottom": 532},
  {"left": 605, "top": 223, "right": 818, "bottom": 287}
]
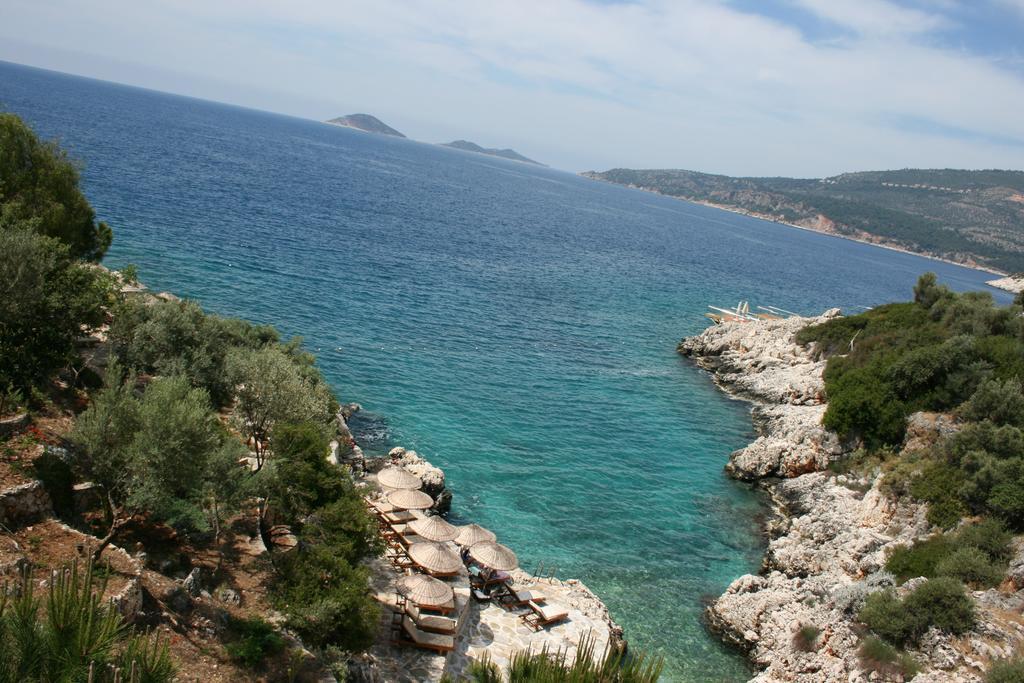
[{"left": 680, "top": 313, "right": 1024, "bottom": 682}]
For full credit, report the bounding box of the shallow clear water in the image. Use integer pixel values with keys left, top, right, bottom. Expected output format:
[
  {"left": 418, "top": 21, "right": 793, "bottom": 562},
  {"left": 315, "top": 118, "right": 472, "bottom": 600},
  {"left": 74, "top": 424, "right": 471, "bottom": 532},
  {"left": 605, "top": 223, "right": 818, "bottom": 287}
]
[{"left": 1, "top": 60, "right": 1009, "bottom": 680}]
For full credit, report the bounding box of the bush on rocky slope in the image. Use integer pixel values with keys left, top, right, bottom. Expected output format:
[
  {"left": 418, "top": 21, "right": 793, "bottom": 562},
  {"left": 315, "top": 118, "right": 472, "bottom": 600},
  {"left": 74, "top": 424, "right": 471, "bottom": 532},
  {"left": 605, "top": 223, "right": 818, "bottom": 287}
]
[{"left": 859, "top": 577, "right": 975, "bottom": 647}]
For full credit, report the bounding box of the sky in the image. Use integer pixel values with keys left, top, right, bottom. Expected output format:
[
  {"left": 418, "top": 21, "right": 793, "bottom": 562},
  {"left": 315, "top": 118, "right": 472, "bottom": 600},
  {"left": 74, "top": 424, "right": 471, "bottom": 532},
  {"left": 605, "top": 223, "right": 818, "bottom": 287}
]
[{"left": 1, "top": 0, "right": 1023, "bottom": 175}]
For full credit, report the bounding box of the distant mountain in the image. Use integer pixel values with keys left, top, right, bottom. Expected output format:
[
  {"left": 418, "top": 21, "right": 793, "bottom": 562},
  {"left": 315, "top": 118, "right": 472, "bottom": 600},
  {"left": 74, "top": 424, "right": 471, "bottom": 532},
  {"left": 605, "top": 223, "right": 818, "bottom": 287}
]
[
  {"left": 325, "top": 114, "right": 405, "bottom": 138},
  {"left": 441, "top": 140, "right": 544, "bottom": 166},
  {"left": 583, "top": 168, "right": 1024, "bottom": 273}
]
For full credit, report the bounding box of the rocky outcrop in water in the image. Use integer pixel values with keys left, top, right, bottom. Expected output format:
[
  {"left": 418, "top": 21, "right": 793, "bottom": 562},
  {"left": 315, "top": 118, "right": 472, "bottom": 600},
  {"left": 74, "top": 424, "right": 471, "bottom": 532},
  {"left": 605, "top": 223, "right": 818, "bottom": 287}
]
[
  {"left": 678, "top": 311, "right": 845, "bottom": 479},
  {"left": 681, "top": 313, "right": 1024, "bottom": 682},
  {"left": 387, "top": 446, "right": 452, "bottom": 515}
]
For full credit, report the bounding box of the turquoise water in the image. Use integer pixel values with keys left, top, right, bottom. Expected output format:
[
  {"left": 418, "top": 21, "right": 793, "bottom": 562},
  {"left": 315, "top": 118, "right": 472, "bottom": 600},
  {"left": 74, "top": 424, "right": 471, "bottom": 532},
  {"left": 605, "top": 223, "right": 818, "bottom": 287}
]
[{"left": 1, "top": 60, "right": 1009, "bottom": 681}]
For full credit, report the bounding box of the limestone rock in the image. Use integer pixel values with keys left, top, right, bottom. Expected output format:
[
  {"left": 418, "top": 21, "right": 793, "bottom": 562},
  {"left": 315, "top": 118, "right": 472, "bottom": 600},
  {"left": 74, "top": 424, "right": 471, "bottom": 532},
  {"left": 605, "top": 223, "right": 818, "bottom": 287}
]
[
  {"left": 182, "top": 567, "right": 203, "bottom": 597},
  {"left": 683, "top": 311, "right": 1024, "bottom": 682},
  {"left": 679, "top": 311, "right": 847, "bottom": 479}
]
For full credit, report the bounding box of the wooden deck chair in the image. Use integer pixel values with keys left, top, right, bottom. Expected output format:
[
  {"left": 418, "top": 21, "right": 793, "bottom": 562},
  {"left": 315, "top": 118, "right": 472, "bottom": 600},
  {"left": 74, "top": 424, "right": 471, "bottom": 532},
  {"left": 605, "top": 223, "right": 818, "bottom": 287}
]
[
  {"left": 405, "top": 603, "right": 457, "bottom": 635},
  {"left": 521, "top": 600, "right": 568, "bottom": 631},
  {"left": 498, "top": 584, "right": 547, "bottom": 609},
  {"left": 392, "top": 615, "right": 455, "bottom": 654}
]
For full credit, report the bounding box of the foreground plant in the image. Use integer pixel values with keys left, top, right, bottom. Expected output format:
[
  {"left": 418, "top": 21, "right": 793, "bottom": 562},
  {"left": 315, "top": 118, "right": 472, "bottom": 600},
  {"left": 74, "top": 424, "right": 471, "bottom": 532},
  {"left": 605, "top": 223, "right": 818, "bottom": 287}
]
[
  {"left": 457, "top": 634, "right": 664, "bottom": 682},
  {"left": 0, "top": 559, "right": 174, "bottom": 682}
]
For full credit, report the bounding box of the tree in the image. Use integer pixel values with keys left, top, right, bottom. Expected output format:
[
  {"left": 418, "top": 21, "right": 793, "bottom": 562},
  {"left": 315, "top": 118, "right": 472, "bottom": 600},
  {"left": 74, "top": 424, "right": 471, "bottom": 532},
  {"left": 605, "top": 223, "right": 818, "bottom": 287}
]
[
  {"left": 260, "top": 422, "right": 345, "bottom": 526},
  {"left": 108, "top": 298, "right": 279, "bottom": 407},
  {"left": 0, "top": 228, "right": 112, "bottom": 394},
  {"left": 960, "top": 379, "right": 1024, "bottom": 428},
  {"left": 913, "top": 272, "right": 949, "bottom": 310},
  {"left": 0, "top": 113, "right": 112, "bottom": 260},
  {"left": 227, "top": 347, "right": 335, "bottom": 469},
  {"left": 72, "top": 374, "right": 243, "bottom": 560}
]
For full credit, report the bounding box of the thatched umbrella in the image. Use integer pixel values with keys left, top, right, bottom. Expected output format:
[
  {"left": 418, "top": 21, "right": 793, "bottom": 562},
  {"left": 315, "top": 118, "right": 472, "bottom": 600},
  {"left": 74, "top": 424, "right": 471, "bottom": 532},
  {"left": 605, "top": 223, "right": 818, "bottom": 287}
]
[
  {"left": 407, "top": 542, "right": 462, "bottom": 575},
  {"left": 469, "top": 541, "right": 518, "bottom": 571},
  {"left": 377, "top": 466, "right": 422, "bottom": 490},
  {"left": 454, "top": 523, "right": 496, "bottom": 547},
  {"left": 408, "top": 516, "right": 459, "bottom": 542},
  {"left": 397, "top": 574, "right": 454, "bottom": 607},
  {"left": 387, "top": 488, "right": 434, "bottom": 511}
]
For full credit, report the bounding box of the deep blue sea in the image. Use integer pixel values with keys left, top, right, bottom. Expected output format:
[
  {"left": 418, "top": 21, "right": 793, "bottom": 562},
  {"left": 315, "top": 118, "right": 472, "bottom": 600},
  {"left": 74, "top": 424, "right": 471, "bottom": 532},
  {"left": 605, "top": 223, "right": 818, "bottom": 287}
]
[{"left": 1, "top": 60, "right": 1010, "bottom": 681}]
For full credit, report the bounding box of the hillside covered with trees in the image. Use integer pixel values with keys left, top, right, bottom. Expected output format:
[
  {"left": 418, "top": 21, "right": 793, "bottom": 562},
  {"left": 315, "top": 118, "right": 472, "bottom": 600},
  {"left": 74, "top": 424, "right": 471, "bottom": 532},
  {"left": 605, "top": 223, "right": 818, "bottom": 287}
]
[
  {"left": 0, "top": 112, "right": 382, "bottom": 680},
  {"left": 794, "top": 276, "right": 1024, "bottom": 679},
  {"left": 584, "top": 168, "right": 1024, "bottom": 273}
]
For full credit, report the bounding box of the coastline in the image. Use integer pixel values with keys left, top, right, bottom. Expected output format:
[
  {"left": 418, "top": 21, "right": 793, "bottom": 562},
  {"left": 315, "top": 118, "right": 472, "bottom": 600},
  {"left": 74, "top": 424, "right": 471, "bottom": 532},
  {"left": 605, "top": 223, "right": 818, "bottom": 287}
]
[
  {"left": 580, "top": 174, "right": 1008, "bottom": 278},
  {"left": 679, "top": 313, "right": 1024, "bottom": 682}
]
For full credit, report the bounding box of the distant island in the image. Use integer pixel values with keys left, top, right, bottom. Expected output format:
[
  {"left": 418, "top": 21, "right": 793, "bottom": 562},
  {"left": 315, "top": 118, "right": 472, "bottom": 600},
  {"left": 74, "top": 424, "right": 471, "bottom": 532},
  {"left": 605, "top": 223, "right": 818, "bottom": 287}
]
[
  {"left": 583, "top": 168, "right": 1024, "bottom": 273},
  {"left": 441, "top": 140, "right": 544, "bottom": 166},
  {"left": 325, "top": 113, "right": 405, "bottom": 138}
]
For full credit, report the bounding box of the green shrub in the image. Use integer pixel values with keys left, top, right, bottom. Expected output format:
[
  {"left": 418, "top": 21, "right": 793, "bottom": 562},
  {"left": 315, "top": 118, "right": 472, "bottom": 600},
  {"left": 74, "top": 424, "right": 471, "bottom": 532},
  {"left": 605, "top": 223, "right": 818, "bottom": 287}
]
[
  {"left": 263, "top": 422, "right": 347, "bottom": 526},
  {"left": 858, "top": 637, "right": 920, "bottom": 680},
  {"left": 986, "top": 657, "right": 1024, "bottom": 683},
  {"left": 859, "top": 590, "right": 918, "bottom": 646},
  {"left": 886, "top": 536, "right": 953, "bottom": 583},
  {"left": 465, "top": 655, "right": 502, "bottom": 683},
  {"left": 957, "top": 518, "right": 1013, "bottom": 563},
  {"left": 822, "top": 365, "right": 908, "bottom": 449},
  {"left": 499, "top": 633, "right": 663, "bottom": 683},
  {"left": 961, "top": 379, "right": 1024, "bottom": 428},
  {"left": 224, "top": 616, "right": 284, "bottom": 668},
  {"left": 108, "top": 298, "right": 279, "bottom": 407},
  {"left": 276, "top": 546, "right": 379, "bottom": 652},
  {"left": 860, "top": 579, "right": 975, "bottom": 646},
  {"left": 793, "top": 624, "right": 822, "bottom": 652},
  {"left": 903, "top": 577, "right": 975, "bottom": 636},
  {"left": 935, "top": 547, "right": 1003, "bottom": 588},
  {"left": 909, "top": 463, "right": 968, "bottom": 528}
]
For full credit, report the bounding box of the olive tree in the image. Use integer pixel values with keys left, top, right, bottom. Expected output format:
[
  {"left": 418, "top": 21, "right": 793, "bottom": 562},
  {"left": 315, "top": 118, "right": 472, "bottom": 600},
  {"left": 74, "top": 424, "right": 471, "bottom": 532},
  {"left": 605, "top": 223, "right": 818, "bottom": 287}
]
[
  {"left": 72, "top": 373, "right": 245, "bottom": 559},
  {"left": 226, "top": 346, "right": 335, "bottom": 469}
]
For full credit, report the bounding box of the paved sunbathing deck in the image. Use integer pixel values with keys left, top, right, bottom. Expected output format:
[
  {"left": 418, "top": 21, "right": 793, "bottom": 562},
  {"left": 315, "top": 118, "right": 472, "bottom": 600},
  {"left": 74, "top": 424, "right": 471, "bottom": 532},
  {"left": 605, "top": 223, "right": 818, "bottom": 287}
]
[{"left": 366, "top": 555, "right": 613, "bottom": 682}]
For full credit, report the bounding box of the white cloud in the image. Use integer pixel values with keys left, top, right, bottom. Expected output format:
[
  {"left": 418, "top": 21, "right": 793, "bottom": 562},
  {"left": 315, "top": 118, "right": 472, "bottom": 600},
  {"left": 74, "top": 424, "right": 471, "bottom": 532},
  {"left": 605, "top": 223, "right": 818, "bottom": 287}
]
[
  {"left": 788, "top": 0, "right": 952, "bottom": 35},
  {"left": 0, "top": 0, "right": 1021, "bottom": 175}
]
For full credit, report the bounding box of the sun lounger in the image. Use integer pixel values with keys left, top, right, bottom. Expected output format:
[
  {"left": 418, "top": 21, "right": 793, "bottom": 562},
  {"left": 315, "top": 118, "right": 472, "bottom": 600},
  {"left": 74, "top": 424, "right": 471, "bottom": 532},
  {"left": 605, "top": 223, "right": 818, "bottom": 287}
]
[
  {"left": 384, "top": 510, "right": 417, "bottom": 524},
  {"left": 498, "top": 585, "right": 547, "bottom": 608},
  {"left": 521, "top": 600, "right": 568, "bottom": 631},
  {"left": 405, "top": 603, "right": 457, "bottom": 634},
  {"left": 392, "top": 615, "right": 455, "bottom": 654},
  {"left": 469, "top": 568, "right": 510, "bottom": 589}
]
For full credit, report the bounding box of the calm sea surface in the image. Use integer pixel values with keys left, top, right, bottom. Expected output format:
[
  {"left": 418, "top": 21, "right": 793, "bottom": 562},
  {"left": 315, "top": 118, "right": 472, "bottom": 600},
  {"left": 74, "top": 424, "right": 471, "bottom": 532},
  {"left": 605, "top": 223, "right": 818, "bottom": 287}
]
[{"left": 1, "top": 60, "right": 1009, "bottom": 681}]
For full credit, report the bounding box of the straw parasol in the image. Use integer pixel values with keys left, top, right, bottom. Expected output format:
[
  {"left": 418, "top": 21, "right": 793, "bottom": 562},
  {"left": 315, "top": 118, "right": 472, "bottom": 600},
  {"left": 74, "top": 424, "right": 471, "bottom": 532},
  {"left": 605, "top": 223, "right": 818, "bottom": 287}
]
[
  {"left": 408, "top": 515, "right": 459, "bottom": 542},
  {"left": 468, "top": 541, "right": 518, "bottom": 571},
  {"left": 377, "top": 466, "right": 422, "bottom": 490},
  {"left": 396, "top": 574, "right": 454, "bottom": 607},
  {"left": 407, "top": 542, "right": 462, "bottom": 575},
  {"left": 454, "top": 523, "right": 496, "bottom": 547},
  {"left": 387, "top": 488, "right": 434, "bottom": 510}
]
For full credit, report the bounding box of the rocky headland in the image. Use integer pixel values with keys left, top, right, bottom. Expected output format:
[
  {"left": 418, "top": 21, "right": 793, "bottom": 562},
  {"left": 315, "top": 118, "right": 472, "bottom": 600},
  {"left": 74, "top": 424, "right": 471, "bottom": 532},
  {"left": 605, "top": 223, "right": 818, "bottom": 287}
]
[
  {"left": 986, "top": 275, "right": 1024, "bottom": 294},
  {"left": 679, "top": 313, "right": 1024, "bottom": 682}
]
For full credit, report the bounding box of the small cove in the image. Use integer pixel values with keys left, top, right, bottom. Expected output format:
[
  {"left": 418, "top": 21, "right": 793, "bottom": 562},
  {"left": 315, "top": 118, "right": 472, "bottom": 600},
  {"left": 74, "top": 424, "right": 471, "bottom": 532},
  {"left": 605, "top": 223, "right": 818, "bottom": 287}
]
[{"left": 0, "top": 60, "right": 1011, "bottom": 680}]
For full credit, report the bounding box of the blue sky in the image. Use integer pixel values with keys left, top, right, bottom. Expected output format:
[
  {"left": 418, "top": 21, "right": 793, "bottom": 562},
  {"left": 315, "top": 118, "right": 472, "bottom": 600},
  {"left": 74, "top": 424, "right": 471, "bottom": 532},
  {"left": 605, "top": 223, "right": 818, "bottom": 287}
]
[{"left": 1, "top": 0, "right": 1023, "bottom": 175}]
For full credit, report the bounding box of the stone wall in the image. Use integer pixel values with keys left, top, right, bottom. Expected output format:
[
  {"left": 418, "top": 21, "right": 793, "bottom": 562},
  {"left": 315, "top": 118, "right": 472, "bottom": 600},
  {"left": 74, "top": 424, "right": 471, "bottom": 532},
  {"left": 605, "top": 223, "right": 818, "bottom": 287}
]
[{"left": 0, "top": 481, "right": 53, "bottom": 527}]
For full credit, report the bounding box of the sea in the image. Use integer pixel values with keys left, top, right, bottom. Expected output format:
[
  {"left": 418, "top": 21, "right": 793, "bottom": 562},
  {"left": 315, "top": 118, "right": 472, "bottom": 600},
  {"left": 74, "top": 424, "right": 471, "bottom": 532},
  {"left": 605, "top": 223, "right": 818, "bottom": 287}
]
[{"left": 0, "top": 60, "right": 1010, "bottom": 681}]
